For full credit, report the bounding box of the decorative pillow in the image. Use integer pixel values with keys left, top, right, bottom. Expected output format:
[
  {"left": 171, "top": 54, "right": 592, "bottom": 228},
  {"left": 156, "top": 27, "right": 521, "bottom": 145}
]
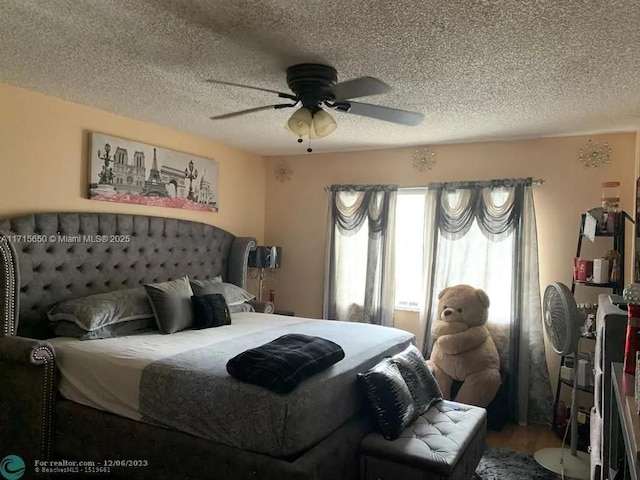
[
  {"left": 52, "top": 317, "right": 157, "bottom": 340},
  {"left": 192, "top": 294, "right": 232, "bottom": 329},
  {"left": 144, "top": 276, "right": 194, "bottom": 334},
  {"left": 190, "top": 278, "right": 224, "bottom": 296},
  {"left": 47, "top": 287, "right": 154, "bottom": 332},
  {"left": 391, "top": 345, "right": 443, "bottom": 415},
  {"left": 228, "top": 303, "right": 256, "bottom": 314},
  {"left": 190, "top": 278, "right": 255, "bottom": 306},
  {"left": 358, "top": 358, "right": 418, "bottom": 440}
]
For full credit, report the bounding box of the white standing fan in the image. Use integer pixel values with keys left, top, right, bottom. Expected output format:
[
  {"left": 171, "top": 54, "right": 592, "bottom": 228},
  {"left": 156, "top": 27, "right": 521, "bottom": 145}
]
[
  {"left": 534, "top": 282, "right": 590, "bottom": 479},
  {"left": 534, "top": 282, "right": 590, "bottom": 480}
]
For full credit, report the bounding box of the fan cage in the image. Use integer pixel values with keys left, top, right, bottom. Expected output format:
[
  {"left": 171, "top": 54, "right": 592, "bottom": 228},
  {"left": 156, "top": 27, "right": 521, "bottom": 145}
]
[{"left": 543, "top": 282, "right": 581, "bottom": 356}]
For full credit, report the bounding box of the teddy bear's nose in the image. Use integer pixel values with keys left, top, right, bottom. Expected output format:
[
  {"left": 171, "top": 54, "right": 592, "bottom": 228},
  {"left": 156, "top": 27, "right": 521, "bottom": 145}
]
[{"left": 443, "top": 309, "right": 452, "bottom": 316}]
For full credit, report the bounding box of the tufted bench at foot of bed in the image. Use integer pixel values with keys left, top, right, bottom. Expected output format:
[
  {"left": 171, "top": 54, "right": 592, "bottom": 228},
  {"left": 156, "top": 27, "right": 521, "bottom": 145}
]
[{"left": 359, "top": 401, "right": 487, "bottom": 480}]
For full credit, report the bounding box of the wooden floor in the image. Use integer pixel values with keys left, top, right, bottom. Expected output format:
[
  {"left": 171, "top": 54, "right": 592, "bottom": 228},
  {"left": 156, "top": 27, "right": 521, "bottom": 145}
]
[{"left": 487, "top": 423, "right": 563, "bottom": 455}]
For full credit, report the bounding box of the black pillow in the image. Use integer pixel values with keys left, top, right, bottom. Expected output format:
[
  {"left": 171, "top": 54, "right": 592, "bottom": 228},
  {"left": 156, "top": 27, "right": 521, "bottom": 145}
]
[
  {"left": 358, "top": 358, "right": 418, "bottom": 440},
  {"left": 191, "top": 294, "right": 231, "bottom": 329},
  {"left": 391, "top": 345, "right": 443, "bottom": 415}
]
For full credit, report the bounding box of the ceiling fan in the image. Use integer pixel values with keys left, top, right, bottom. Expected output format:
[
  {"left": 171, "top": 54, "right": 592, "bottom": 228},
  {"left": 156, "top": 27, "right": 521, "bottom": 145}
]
[{"left": 207, "top": 63, "right": 424, "bottom": 151}]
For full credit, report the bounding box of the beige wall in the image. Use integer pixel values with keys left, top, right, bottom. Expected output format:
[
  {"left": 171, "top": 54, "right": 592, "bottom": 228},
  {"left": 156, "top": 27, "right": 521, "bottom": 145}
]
[
  {"left": 265, "top": 133, "right": 637, "bottom": 391},
  {"left": 266, "top": 133, "right": 636, "bottom": 317},
  {"left": 0, "top": 83, "right": 267, "bottom": 239}
]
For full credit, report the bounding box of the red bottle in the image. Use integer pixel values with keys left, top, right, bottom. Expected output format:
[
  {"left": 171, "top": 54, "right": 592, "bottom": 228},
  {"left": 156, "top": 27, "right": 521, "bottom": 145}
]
[{"left": 624, "top": 305, "right": 640, "bottom": 375}]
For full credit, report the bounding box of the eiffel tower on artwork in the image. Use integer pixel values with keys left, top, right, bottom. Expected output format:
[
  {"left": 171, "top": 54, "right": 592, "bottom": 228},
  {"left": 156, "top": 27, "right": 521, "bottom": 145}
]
[{"left": 141, "top": 148, "right": 169, "bottom": 197}]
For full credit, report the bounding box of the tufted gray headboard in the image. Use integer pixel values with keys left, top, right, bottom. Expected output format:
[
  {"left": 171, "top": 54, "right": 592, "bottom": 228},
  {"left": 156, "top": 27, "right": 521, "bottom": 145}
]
[{"left": 0, "top": 213, "right": 256, "bottom": 339}]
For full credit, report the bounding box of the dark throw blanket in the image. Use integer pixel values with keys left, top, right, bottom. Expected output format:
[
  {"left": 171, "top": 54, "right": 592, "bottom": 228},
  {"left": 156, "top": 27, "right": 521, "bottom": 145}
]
[{"left": 226, "top": 333, "right": 345, "bottom": 393}]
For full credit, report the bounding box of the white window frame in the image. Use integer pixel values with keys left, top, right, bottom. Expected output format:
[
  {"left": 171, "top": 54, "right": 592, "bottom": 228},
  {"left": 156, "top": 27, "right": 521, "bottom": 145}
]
[{"left": 394, "top": 189, "right": 427, "bottom": 311}]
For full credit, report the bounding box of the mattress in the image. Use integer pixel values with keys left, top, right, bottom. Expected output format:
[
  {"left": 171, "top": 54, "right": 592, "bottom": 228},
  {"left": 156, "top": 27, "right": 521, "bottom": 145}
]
[{"left": 48, "top": 313, "right": 413, "bottom": 458}]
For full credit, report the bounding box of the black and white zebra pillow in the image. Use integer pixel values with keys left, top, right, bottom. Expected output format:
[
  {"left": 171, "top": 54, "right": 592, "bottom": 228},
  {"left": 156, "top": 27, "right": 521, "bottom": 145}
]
[
  {"left": 390, "top": 345, "right": 443, "bottom": 415},
  {"left": 358, "top": 358, "right": 418, "bottom": 440}
]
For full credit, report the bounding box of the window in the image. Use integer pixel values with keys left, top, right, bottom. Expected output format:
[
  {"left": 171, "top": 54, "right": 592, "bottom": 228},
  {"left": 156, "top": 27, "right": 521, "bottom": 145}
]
[
  {"left": 394, "top": 191, "right": 427, "bottom": 310},
  {"left": 427, "top": 189, "right": 513, "bottom": 324},
  {"left": 394, "top": 188, "right": 513, "bottom": 322},
  {"left": 431, "top": 218, "right": 513, "bottom": 325}
]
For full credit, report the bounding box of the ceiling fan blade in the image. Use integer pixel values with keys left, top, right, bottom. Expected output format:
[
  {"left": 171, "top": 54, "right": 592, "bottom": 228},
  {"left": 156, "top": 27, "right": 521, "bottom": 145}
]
[
  {"left": 205, "top": 79, "right": 297, "bottom": 101},
  {"left": 209, "top": 103, "right": 295, "bottom": 120},
  {"left": 331, "top": 77, "right": 392, "bottom": 100},
  {"left": 341, "top": 101, "right": 424, "bottom": 126}
]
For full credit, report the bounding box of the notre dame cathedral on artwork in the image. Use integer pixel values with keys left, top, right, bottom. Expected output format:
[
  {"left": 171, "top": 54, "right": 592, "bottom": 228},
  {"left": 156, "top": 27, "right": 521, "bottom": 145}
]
[{"left": 89, "top": 132, "right": 219, "bottom": 213}]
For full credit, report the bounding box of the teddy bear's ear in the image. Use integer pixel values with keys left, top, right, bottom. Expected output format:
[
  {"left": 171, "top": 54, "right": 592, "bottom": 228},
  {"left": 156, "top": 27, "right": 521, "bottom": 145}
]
[
  {"left": 438, "top": 287, "right": 449, "bottom": 300},
  {"left": 475, "top": 289, "right": 490, "bottom": 308}
]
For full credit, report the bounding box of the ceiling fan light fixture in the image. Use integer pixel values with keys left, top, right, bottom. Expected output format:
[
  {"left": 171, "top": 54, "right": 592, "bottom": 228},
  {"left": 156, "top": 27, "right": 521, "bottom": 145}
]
[
  {"left": 311, "top": 108, "right": 337, "bottom": 138},
  {"left": 287, "top": 107, "right": 313, "bottom": 136},
  {"left": 286, "top": 107, "right": 336, "bottom": 140}
]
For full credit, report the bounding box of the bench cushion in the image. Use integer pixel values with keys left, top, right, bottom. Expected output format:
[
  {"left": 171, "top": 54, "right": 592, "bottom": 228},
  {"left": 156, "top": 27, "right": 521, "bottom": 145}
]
[{"left": 360, "top": 401, "right": 487, "bottom": 476}]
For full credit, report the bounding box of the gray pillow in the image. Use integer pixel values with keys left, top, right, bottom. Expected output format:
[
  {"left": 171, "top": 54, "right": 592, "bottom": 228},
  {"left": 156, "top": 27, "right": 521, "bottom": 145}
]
[
  {"left": 52, "top": 317, "right": 157, "bottom": 340},
  {"left": 190, "top": 278, "right": 255, "bottom": 306},
  {"left": 190, "top": 278, "right": 224, "bottom": 296},
  {"left": 228, "top": 303, "right": 256, "bottom": 314},
  {"left": 48, "top": 287, "right": 154, "bottom": 332},
  {"left": 144, "top": 276, "right": 194, "bottom": 334}
]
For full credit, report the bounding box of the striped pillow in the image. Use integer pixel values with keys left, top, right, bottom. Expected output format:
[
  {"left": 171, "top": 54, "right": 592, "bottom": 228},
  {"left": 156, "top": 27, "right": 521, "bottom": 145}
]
[
  {"left": 391, "top": 345, "right": 443, "bottom": 415},
  {"left": 358, "top": 359, "right": 418, "bottom": 440}
]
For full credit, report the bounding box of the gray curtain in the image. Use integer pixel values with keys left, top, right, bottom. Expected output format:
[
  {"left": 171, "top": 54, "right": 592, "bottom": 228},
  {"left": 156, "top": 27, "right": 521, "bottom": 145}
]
[
  {"left": 323, "top": 185, "right": 397, "bottom": 326},
  {"left": 422, "top": 178, "right": 553, "bottom": 424}
]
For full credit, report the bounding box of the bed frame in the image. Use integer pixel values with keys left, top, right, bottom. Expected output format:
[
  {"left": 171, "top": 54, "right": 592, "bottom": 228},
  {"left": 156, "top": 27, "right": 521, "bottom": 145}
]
[{"left": 0, "top": 213, "right": 365, "bottom": 480}]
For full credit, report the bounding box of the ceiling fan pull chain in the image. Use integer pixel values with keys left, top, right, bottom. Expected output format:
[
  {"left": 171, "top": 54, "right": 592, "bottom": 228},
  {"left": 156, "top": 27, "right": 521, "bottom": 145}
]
[{"left": 307, "top": 137, "right": 313, "bottom": 153}]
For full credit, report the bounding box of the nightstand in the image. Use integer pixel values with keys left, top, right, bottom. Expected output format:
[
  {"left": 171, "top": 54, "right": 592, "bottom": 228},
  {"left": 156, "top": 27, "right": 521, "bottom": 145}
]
[{"left": 274, "top": 310, "right": 295, "bottom": 316}]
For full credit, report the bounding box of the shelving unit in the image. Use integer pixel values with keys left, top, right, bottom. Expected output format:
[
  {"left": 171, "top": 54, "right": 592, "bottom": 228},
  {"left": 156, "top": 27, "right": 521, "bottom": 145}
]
[
  {"left": 559, "top": 377, "right": 595, "bottom": 394},
  {"left": 551, "top": 337, "right": 595, "bottom": 451},
  {"left": 552, "top": 211, "right": 633, "bottom": 450},
  {"left": 571, "top": 211, "right": 631, "bottom": 296},
  {"left": 574, "top": 281, "right": 620, "bottom": 289}
]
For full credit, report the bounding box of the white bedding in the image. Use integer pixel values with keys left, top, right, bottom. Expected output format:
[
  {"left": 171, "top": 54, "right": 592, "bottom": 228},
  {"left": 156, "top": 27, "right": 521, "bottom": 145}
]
[{"left": 48, "top": 313, "right": 308, "bottom": 422}]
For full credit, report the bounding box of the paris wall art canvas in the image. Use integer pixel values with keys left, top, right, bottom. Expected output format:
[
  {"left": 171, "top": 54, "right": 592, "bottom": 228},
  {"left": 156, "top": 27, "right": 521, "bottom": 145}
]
[{"left": 89, "top": 132, "right": 219, "bottom": 213}]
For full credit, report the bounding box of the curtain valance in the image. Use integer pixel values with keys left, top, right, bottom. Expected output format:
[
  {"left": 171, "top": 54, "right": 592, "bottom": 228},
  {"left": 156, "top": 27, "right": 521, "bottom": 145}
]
[
  {"left": 329, "top": 185, "right": 398, "bottom": 237},
  {"left": 430, "top": 178, "right": 540, "bottom": 242}
]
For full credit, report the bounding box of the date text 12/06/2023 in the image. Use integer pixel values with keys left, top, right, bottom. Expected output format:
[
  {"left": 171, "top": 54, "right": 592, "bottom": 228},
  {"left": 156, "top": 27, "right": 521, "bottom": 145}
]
[
  {"left": 34, "top": 459, "right": 149, "bottom": 474},
  {"left": 0, "top": 455, "right": 149, "bottom": 478},
  {"left": 1, "top": 233, "right": 132, "bottom": 244},
  {"left": 33, "top": 459, "right": 150, "bottom": 475}
]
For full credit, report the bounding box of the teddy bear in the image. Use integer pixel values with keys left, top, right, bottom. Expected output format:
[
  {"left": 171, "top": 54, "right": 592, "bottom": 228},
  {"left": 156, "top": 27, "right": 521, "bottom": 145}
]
[{"left": 426, "top": 284, "right": 501, "bottom": 407}]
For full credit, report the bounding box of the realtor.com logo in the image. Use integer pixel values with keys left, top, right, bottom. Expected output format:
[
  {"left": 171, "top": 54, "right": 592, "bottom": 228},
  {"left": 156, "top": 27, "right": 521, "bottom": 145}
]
[{"left": 0, "top": 455, "right": 25, "bottom": 480}]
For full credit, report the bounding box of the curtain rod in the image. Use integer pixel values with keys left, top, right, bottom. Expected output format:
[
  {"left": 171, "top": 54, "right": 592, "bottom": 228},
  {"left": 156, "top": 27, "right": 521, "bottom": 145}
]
[
  {"left": 399, "top": 177, "right": 545, "bottom": 191},
  {"left": 323, "top": 184, "right": 399, "bottom": 192},
  {"left": 324, "top": 178, "right": 545, "bottom": 192}
]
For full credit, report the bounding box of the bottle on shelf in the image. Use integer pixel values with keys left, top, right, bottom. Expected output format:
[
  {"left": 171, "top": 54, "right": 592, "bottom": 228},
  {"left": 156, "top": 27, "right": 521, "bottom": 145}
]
[
  {"left": 601, "top": 181, "right": 620, "bottom": 233},
  {"left": 611, "top": 258, "right": 620, "bottom": 283}
]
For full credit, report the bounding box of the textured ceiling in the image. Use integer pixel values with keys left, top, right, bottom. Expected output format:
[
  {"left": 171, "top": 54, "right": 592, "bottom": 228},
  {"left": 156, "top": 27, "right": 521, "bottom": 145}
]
[{"left": 1, "top": 0, "right": 640, "bottom": 155}]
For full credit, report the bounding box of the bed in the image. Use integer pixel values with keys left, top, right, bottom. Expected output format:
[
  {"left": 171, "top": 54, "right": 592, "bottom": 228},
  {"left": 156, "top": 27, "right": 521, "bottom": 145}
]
[{"left": 0, "top": 212, "right": 413, "bottom": 480}]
